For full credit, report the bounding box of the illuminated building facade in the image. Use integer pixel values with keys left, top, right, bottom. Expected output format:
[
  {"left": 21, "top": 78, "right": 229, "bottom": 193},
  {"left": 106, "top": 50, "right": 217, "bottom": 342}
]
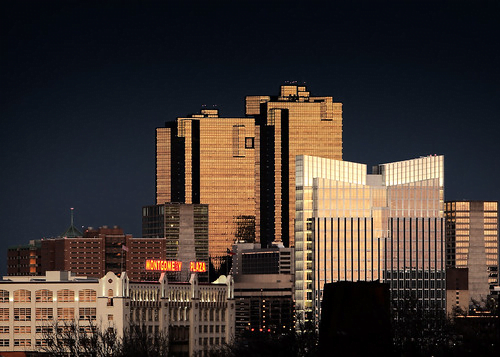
[
  {"left": 445, "top": 201, "right": 499, "bottom": 305},
  {"left": 295, "top": 155, "right": 445, "bottom": 323},
  {"left": 246, "top": 85, "right": 343, "bottom": 247},
  {"left": 155, "top": 86, "right": 343, "bottom": 258},
  {"left": 156, "top": 109, "right": 259, "bottom": 258},
  {"left": 0, "top": 271, "right": 235, "bottom": 357}
]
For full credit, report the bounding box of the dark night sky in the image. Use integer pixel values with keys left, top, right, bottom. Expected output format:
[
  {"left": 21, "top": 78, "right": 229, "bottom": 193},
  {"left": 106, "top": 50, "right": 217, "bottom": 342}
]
[{"left": 1, "top": 0, "right": 499, "bottom": 275}]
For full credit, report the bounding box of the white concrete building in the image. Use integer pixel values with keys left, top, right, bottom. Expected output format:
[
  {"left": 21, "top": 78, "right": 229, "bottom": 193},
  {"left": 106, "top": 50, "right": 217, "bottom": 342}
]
[{"left": 0, "top": 271, "right": 235, "bottom": 356}]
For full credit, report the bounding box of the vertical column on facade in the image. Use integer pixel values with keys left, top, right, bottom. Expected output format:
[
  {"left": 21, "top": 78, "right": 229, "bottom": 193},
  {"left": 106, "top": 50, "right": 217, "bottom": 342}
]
[
  {"left": 390, "top": 218, "right": 394, "bottom": 300},
  {"left": 409, "top": 217, "right": 413, "bottom": 297},
  {"left": 337, "top": 217, "right": 341, "bottom": 282},
  {"left": 343, "top": 218, "right": 347, "bottom": 281},
  {"left": 364, "top": 217, "right": 367, "bottom": 281},
  {"left": 396, "top": 217, "right": 400, "bottom": 303},
  {"left": 330, "top": 217, "right": 334, "bottom": 283},
  {"left": 350, "top": 217, "right": 354, "bottom": 281},
  {"left": 324, "top": 217, "right": 327, "bottom": 287},
  {"left": 428, "top": 217, "right": 431, "bottom": 309},
  {"left": 357, "top": 218, "right": 361, "bottom": 281}
]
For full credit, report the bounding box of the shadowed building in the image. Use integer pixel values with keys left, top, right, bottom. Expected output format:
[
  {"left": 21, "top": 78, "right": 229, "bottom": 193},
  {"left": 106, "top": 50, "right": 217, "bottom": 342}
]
[
  {"left": 230, "top": 242, "right": 294, "bottom": 335},
  {"left": 142, "top": 203, "right": 209, "bottom": 281},
  {"left": 7, "top": 240, "right": 42, "bottom": 276},
  {"left": 7, "top": 208, "right": 82, "bottom": 276},
  {"left": 446, "top": 267, "right": 469, "bottom": 315},
  {"left": 319, "top": 281, "right": 392, "bottom": 357},
  {"left": 445, "top": 201, "right": 498, "bottom": 306}
]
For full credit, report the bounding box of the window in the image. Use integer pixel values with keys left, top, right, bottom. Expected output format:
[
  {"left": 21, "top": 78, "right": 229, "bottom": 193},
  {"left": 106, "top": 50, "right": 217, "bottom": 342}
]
[
  {"left": 14, "top": 308, "right": 31, "bottom": 321},
  {"left": 79, "top": 289, "right": 97, "bottom": 302},
  {"left": 79, "top": 307, "right": 96, "bottom": 321},
  {"left": 57, "top": 289, "right": 75, "bottom": 302},
  {"left": 36, "top": 289, "right": 53, "bottom": 303},
  {"left": 14, "top": 289, "right": 31, "bottom": 303},
  {"left": 36, "top": 339, "right": 48, "bottom": 347},
  {"left": 0, "top": 290, "right": 9, "bottom": 303},
  {"left": 14, "top": 326, "right": 31, "bottom": 334},
  {"left": 36, "top": 308, "right": 53, "bottom": 321},
  {"left": 57, "top": 307, "right": 75, "bottom": 321},
  {"left": 245, "top": 137, "right": 255, "bottom": 149},
  {"left": 14, "top": 339, "right": 31, "bottom": 347},
  {"left": 36, "top": 326, "right": 53, "bottom": 334},
  {"left": 0, "top": 309, "right": 9, "bottom": 321},
  {"left": 108, "top": 314, "right": 113, "bottom": 321},
  {"left": 0, "top": 326, "right": 9, "bottom": 334},
  {"left": 0, "top": 339, "right": 9, "bottom": 347}
]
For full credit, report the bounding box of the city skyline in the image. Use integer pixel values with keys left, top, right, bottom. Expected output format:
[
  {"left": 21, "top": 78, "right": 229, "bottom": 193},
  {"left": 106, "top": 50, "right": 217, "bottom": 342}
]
[{"left": 2, "top": 1, "right": 499, "bottom": 275}]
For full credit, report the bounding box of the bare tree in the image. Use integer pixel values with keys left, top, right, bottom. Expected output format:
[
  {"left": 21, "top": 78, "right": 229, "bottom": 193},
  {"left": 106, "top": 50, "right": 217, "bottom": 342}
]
[
  {"left": 119, "top": 323, "right": 169, "bottom": 357},
  {"left": 38, "top": 318, "right": 120, "bottom": 357}
]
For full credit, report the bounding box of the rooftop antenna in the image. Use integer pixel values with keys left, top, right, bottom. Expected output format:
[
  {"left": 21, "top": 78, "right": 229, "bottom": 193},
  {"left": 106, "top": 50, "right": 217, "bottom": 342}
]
[{"left": 60, "top": 207, "right": 83, "bottom": 238}]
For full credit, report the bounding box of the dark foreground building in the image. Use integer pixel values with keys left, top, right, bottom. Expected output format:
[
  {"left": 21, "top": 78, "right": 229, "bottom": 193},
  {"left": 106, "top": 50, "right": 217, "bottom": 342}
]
[{"left": 319, "top": 281, "right": 392, "bottom": 357}]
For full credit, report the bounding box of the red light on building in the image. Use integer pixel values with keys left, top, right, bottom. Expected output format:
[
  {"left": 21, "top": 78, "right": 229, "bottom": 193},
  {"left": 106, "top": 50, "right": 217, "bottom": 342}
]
[
  {"left": 145, "top": 259, "right": 182, "bottom": 272},
  {"left": 190, "top": 261, "right": 207, "bottom": 273}
]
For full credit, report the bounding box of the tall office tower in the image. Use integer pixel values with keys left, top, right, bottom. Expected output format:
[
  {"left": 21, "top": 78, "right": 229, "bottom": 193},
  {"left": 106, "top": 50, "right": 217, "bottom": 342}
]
[
  {"left": 142, "top": 203, "right": 209, "bottom": 280},
  {"left": 445, "top": 201, "right": 499, "bottom": 305},
  {"left": 156, "top": 109, "right": 259, "bottom": 258},
  {"left": 246, "top": 85, "right": 343, "bottom": 248},
  {"left": 295, "top": 155, "right": 445, "bottom": 324}
]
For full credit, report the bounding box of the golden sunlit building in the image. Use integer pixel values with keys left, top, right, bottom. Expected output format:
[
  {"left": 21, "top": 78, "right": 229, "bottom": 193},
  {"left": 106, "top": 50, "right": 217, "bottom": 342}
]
[
  {"left": 156, "top": 85, "right": 343, "bottom": 259},
  {"left": 246, "top": 85, "right": 343, "bottom": 248},
  {"left": 445, "top": 201, "right": 499, "bottom": 306},
  {"left": 156, "top": 109, "right": 259, "bottom": 258}
]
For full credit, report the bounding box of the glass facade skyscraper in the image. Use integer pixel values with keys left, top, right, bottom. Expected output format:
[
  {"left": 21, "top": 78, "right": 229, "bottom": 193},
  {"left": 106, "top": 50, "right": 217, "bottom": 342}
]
[
  {"left": 295, "top": 155, "right": 445, "bottom": 323},
  {"left": 246, "top": 85, "right": 343, "bottom": 247},
  {"left": 156, "top": 85, "right": 343, "bottom": 259},
  {"left": 156, "top": 109, "right": 259, "bottom": 258}
]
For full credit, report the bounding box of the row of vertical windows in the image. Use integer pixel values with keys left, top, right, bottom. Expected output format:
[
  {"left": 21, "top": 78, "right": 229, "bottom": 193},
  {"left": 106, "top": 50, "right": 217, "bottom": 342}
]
[{"left": 0, "top": 289, "right": 96, "bottom": 303}]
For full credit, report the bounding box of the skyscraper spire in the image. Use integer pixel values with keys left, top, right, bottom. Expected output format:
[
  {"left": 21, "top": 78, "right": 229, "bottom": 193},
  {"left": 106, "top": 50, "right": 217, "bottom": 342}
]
[{"left": 60, "top": 207, "right": 83, "bottom": 238}]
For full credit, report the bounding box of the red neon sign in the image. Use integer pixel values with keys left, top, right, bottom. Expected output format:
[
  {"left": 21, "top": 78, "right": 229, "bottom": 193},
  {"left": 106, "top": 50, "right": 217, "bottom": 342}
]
[
  {"left": 190, "top": 261, "right": 207, "bottom": 273},
  {"left": 145, "top": 260, "right": 182, "bottom": 272}
]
